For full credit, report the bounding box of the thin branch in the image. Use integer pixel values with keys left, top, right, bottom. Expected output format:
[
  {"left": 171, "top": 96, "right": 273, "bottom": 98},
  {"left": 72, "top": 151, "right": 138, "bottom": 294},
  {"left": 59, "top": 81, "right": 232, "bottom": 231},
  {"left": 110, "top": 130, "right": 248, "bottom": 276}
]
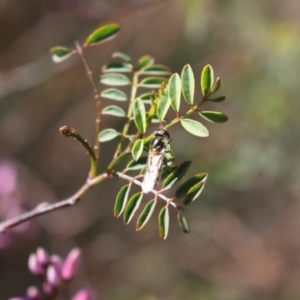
[
  {"left": 0, "top": 173, "right": 108, "bottom": 233},
  {"left": 115, "top": 171, "right": 178, "bottom": 209},
  {"left": 114, "top": 70, "right": 139, "bottom": 157},
  {"left": 75, "top": 42, "right": 102, "bottom": 177},
  {"left": 59, "top": 126, "right": 97, "bottom": 177}
]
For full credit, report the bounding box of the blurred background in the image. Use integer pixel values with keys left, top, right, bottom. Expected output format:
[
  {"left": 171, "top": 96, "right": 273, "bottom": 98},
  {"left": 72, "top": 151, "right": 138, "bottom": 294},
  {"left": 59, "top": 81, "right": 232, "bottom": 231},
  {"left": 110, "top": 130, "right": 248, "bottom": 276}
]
[{"left": 1, "top": 0, "right": 300, "bottom": 299}]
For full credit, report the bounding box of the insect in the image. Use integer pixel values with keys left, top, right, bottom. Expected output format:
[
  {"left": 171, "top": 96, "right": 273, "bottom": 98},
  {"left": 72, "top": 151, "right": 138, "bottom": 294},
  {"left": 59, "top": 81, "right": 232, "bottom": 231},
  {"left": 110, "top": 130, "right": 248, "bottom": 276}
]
[{"left": 142, "top": 128, "right": 171, "bottom": 193}]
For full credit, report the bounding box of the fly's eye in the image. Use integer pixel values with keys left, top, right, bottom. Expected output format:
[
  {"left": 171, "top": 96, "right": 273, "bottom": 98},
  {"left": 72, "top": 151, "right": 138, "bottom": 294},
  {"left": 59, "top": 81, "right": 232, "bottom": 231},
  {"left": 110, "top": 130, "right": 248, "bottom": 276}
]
[{"left": 151, "top": 138, "right": 164, "bottom": 152}]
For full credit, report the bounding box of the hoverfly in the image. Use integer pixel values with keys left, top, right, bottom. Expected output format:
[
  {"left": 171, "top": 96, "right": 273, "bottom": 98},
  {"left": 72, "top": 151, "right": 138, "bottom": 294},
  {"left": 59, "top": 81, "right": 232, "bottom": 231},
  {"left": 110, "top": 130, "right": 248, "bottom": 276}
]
[{"left": 142, "top": 128, "right": 171, "bottom": 193}]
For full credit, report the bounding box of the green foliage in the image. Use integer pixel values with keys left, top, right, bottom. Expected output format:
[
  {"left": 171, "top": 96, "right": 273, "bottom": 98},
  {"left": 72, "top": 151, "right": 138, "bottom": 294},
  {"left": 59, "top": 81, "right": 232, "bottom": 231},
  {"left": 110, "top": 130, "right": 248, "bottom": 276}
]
[
  {"left": 84, "top": 23, "right": 120, "bottom": 46},
  {"left": 158, "top": 206, "right": 169, "bottom": 240},
  {"left": 132, "top": 139, "right": 144, "bottom": 161},
  {"left": 50, "top": 46, "right": 73, "bottom": 63},
  {"left": 136, "top": 199, "right": 156, "bottom": 231},
  {"left": 181, "top": 64, "right": 195, "bottom": 105},
  {"left": 49, "top": 23, "right": 228, "bottom": 239}
]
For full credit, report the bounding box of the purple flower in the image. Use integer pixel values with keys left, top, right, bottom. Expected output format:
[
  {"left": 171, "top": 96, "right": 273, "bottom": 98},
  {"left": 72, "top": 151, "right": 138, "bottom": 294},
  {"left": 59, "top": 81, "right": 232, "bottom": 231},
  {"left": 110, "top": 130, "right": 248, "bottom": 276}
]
[
  {"left": 46, "top": 265, "right": 61, "bottom": 288},
  {"left": 36, "top": 248, "right": 49, "bottom": 266},
  {"left": 26, "top": 286, "right": 43, "bottom": 300},
  {"left": 61, "top": 247, "right": 81, "bottom": 281},
  {"left": 72, "top": 289, "right": 96, "bottom": 300},
  {"left": 28, "top": 253, "right": 44, "bottom": 277},
  {"left": 42, "top": 282, "right": 55, "bottom": 297},
  {"left": 50, "top": 254, "right": 63, "bottom": 273}
]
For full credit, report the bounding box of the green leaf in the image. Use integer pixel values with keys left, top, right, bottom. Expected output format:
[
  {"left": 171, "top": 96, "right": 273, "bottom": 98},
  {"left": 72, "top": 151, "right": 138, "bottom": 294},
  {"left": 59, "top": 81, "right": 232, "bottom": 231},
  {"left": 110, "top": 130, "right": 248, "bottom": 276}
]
[
  {"left": 124, "top": 192, "right": 143, "bottom": 224},
  {"left": 138, "top": 55, "right": 155, "bottom": 69},
  {"left": 100, "top": 73, "right": 130, "bottom": 86},
  {"left": 199, "top": 111, "right": 228, "bottom": 123},
  {"left": 175, "top": 173, "right": 208, "bottom": 199},
  {"left": 136, "top": 199, "right": 157, "bottom": 231},
  {"left": 112, "top": 52, "right": 132, "bottom": 62},
  {"left": 133, "top": 98, "right": 146, "bottom": 133},
  {"left": 158, "top": 206, "right": 169, "bottom": 240},
  {"left": 126, "top": 156, "right": 148, "bottom": 170},
  {"left": 201, "top": 64, "right": 214, "bottom": 97},
  {"left": 132, "top": 139, "right": 144, "bottom": 161},
  {"left": 139, "top": 77, "right": 167, "bottom": 89},
  {"left": 101, "top": 88, "right": 127, "bottom": 101},
  {"left": 181, "top": 64, "right": 195, "bottom": 105},
  {"left": 181, "top": 119, "right": 209, "bottom": 137},
  {"left": 211, "top": 77, "right": 221, "bottom": 94},
  {"left": 114, "top": 184, "right": 131, "bottom": 217},
  {"left": 140, "top": 65, "right": 171, "bottom": 75},
  {"left": 98, "top": 128, "right": 119, "bottom": 142},
  {"left": 183, "top": 181, "right": 206, "bottom": 205},
  {"left": 139, "top": 92, "right": 155, "bottom": 101},
  {"left": 102, "top": 62, "right": 133, "bottom": 73},
  {"left": 157, "top": 89, "right": 171, "bottom": 121},
  {"left": 210, "top": 96, "right": 226, "bottom": 103},
  {"left": 102, "top": 105, "right": 126, "bottom": 117},
  {"left": 84, "top": 23, "right": 120, "bottom": 46},
  {"left": 50, "top": 46, "right": 73, "bottom": 63},
  {"left": 163, "top": 161, "right": 192, "bottom": 190},
  {"left": 178, "top": 213, "right": 190, "bottom": 233},
  {"left": 168, "top": 73, "right": 181, "bottom": 112}
]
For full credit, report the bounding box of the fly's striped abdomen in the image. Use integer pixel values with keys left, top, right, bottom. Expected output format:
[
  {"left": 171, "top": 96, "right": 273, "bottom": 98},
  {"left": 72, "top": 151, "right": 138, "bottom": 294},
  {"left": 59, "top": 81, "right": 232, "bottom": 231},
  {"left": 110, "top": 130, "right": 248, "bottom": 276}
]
[{"left": 142, "top": 128, "right": 170, "bottom": 194}]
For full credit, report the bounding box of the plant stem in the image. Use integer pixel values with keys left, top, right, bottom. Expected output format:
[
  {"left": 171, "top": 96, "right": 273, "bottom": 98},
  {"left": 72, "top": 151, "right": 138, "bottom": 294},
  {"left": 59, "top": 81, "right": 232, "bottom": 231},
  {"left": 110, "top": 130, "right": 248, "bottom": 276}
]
[
  {"left": 115, "top": 171, "right": 178, "bottom": 208},
  {"left": 114, "top": 71, "right": 139, "bottom": 157},
  {"left": 75, "top": 42, "right": 101, "bottom": 178}
]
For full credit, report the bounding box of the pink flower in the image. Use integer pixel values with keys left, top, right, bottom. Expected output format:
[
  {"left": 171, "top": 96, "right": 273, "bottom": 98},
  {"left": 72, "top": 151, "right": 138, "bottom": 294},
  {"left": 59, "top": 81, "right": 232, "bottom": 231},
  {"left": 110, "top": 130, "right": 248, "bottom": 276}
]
[
  {"left": 36, "top": 248, "right": 49, "bottom": 266},
  {"left": 61, "top": 247, "right": 81, "bottom": 281},
  {"left": 28, "top": 254, "right": 44, "bottom": 277},
  {"left": 46, "top": 265, "right": 61, "bottom": 288},
  {"left": 72, "top": 289, "right": 96, "bottom": 300},
  {"left": 26, "top": 286, "right": 43, "bottom": 300}
]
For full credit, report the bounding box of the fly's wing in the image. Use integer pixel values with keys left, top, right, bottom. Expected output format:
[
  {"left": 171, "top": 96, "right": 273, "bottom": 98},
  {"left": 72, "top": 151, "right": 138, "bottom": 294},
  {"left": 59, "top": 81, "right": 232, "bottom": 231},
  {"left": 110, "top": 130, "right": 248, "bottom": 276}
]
[{"left": 142, "top": 153, "right": 164, "bottom": 194}]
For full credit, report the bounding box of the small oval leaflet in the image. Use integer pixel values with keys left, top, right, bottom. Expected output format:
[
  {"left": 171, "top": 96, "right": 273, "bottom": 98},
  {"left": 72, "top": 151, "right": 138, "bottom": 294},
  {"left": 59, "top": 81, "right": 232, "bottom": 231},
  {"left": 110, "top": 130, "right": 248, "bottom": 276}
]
[
  {"left": 181, "top": 119, "right": 209, "bottom": 137},
  {"left": 136, "top": 199, "right": 157, "bottom": 231},
  {"left": 163, "top": 161, "right": 192, "bottom": 190},
  {"left": 183, "top": 181, "right": 205, "bottom": 205},
  {"left": 199, "top": 111, "right": 228, "bottom": 123},
  {"left": 157, "top": 89, "right": 171, "bottom": 121},
  {"left": 158, "top": 206, "right": 169, "bottom": 240},
  {"left": 211, "top": 77, "right": 221, "bottom": 94},
  {"left": 211, "top": 96, "right": 226, "bottom": 103},
  {"left": 98, "top": 128, "right": 119, "bottom": 142},
  {"left": 123, "top": 192, "right": 143, "bottom": 224},
  {"left": 133, "top": 99, "right": 146, "bottom": 133},
  {"left": 201, "top": 64, "right": 214, "bottom": 97},
  {"left": 84, "top": 23, "right": 120, "bottom": 46},
  {"left": 126, "top": 156, "right": 148, "bottom": 170},
  {"left": 181, "top": 64, "right": 195, "bottom": 105},
  {"left": 101, "top": 88, "right": 127, "bottom": 101},
  {"left": 175, "top": 173, "right": 208, "bottom": 199},
  {"left": 139, "top": 77, "right": 167, "bottom": 89},
  {"left": 102, "top": 62, "right": 133, "bottom": 73},
  {"left": 132, "top": 139, "right": 144, "bottom": 161},
  {"left": 50, "top": 46, "right": 73, "bottom": 63},
  {"left": 168, "top": 73, "right": 181, "bottom": 112},
  {"left": 140, "top": 65, "right": 171, "bottom": 75},
  {"left": 114, "top": 184, "right": 131, "bottom": 217},
  {"left": 102, "top": 105, "right": 126, "bottom": 117},
  {"left": 112, "top": 52, "right": 132, "bottom": 63},
  {"left": 138, "top": 55, "right": 155, "bottom": 69},
  {"left": 178, "top": 213, "right": 190, "bottom": 234},
  {"left": 100, "top": 73, "right": 130, "bottom": 86}
]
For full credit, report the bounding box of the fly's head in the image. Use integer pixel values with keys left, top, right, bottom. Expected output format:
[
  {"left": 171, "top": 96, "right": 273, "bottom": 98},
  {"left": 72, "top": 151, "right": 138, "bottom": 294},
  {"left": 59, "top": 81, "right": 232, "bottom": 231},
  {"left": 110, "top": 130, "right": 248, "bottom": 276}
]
[{"left": 150, "top": 128, "right": 170, "bottom": 155}]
